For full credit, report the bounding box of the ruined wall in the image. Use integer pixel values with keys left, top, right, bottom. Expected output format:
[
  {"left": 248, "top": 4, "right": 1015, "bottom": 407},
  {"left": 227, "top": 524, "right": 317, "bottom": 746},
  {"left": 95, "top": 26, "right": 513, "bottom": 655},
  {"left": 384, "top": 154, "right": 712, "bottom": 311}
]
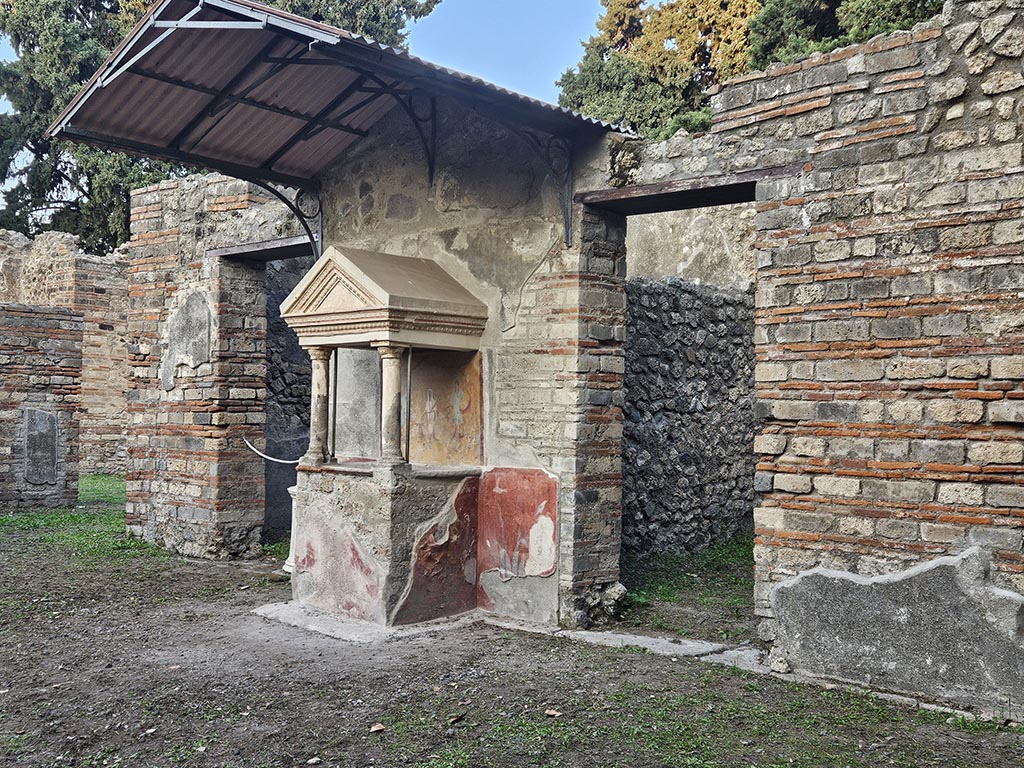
[
  {"left": 625, "top": 0, "right": 1024, "bottom": 714},
  {"left": 0, "top": 231, "right": 128, "bottom": 474},
  {"left": 127, "top": 176, "right": 299, "bottom": 557},
  {"left": 622, "top": 279, "right": 756, "bottom": 556},
  {"left": 0, "top": 304, "right": 82, "bottom": 507},
  {"left": 318, "top": 97, "right": 625, "bottom": 624}
]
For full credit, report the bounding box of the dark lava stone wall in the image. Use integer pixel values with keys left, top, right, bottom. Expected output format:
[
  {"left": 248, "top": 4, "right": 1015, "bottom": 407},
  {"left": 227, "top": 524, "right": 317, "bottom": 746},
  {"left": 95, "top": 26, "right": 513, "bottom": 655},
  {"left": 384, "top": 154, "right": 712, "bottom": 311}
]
[
  {"left": 264, "top": 256, "right": 314, "bottom": 536},
  {"left": 622, "top": 278, "right": 756, "bottom": 557}
]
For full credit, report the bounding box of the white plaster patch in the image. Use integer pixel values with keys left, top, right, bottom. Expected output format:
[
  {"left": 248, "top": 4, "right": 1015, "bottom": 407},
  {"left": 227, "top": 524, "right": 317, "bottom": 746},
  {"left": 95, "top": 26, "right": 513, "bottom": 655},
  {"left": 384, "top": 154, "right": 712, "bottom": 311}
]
[{"left": 524, "top": 507, "right": 555, "bottom": 577}]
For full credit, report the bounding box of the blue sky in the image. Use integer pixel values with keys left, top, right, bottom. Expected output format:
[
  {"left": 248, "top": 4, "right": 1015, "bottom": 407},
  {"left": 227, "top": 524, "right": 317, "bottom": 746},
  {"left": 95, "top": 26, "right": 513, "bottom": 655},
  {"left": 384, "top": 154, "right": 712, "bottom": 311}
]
[{"left": 407, "top": 0, "right": 602, "bottom": 104}]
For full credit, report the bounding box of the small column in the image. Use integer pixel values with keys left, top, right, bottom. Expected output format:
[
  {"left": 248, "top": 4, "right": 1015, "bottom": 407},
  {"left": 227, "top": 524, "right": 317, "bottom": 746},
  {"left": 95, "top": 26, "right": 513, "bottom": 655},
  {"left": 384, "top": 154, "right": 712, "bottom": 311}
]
[
  {"left": 377, "top": 345, "right": 406, "bottom": 463},
  {"left": 304, "top": 347, "right": 332, "bottom": 465}
]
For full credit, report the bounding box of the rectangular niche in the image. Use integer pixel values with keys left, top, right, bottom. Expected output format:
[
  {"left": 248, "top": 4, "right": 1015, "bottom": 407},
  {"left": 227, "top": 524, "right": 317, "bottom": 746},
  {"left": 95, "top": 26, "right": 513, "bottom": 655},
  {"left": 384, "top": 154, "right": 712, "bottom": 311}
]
[{"left": 407, "top": 350, "right": 482, "bottom": 466}]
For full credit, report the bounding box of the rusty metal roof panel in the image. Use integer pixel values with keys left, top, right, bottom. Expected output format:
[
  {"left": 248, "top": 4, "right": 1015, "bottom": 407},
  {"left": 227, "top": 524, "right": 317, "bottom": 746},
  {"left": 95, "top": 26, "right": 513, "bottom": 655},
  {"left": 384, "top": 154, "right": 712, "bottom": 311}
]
[{"left": 49, "top": 0, "right": 626, "bottom": 189}]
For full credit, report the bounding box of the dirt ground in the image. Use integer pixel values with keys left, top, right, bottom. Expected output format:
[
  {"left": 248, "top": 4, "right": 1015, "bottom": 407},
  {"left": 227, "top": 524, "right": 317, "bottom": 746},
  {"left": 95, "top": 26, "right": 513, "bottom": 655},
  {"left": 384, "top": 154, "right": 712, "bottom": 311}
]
[{"left": 2, "top": 479, "right": 1023, "bottom": 768}]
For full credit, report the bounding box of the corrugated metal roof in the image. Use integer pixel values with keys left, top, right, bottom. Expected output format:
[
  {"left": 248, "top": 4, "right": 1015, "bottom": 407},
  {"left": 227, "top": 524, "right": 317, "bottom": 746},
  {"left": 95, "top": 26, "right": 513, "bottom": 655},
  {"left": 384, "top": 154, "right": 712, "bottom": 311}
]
[{"left": 49, "top": 0, "right": 625, "bottom": 189}]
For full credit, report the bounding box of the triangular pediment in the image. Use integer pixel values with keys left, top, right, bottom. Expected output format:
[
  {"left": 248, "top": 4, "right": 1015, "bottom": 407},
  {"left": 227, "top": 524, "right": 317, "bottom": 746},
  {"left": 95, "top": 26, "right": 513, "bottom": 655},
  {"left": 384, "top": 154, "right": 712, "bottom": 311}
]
[
  {"left": 281, "top": 246, "right": 488, "bottom": 350},
  {"left": 281, "top": 249, "right": 385, "bottom": 318}
]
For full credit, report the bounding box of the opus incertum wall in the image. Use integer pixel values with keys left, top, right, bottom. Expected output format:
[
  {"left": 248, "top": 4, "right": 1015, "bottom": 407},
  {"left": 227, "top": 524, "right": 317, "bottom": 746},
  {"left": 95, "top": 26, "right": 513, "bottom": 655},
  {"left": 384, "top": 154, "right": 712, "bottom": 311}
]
[
  {"left": 621, "top": 0, "right": 1024, "bottom": 716},
  {"left": 0, "top": 303, "right": 82, "bottom": 507}
]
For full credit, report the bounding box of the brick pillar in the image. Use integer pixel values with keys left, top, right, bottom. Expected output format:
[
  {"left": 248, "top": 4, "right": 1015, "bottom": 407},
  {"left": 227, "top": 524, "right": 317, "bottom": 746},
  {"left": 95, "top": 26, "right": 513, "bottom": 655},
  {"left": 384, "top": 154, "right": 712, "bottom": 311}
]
[
  {"left": 126, "top": 177, "right": 276, "bottom": 558},
  {"left": 560, "top": 207, "right": 628, "bottom": 624}
]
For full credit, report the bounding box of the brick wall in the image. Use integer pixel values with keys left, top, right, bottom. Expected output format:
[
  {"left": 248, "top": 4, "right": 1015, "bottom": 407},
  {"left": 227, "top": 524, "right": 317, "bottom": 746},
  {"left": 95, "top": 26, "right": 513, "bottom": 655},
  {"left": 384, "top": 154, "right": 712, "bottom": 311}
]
[
  {"left": 0, "top": 303, "right": 82, "bottom": 507},
  {"left": 126, "top": 175, "right": 298, "bottom": 557},
  {"left": 623, "top": 1, "right": 1024, "bottom": 616},
  {"left": 494, "top": 206, "right": 628, "bottom": 622},
  {"left": 0, "top": 232, "right": 129, "bottom": 474}
]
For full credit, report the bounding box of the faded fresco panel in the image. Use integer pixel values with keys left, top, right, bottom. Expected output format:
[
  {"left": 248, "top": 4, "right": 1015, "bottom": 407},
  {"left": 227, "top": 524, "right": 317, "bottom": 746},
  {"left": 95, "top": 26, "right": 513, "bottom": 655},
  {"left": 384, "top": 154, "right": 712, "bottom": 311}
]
[
  {"left": 477, "top": 468, "right": 558, "bottom": 581},
  {"left": 408, "top": 350, "right": 482, "bottom": 466},
  {"left": 392, "top": 478, "right": 480, "bottom": 625}
]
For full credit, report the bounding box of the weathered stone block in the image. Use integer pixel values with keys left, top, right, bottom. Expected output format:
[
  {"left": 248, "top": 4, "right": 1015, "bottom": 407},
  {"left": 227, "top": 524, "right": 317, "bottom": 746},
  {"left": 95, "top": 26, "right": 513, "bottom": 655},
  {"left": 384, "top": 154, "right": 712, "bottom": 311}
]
[
  {"left": 911, "top": 439, "right": 966, "bottom": 465},
  {"left": 928, "top": 399, "right": 985, "bottom": 423},
  {"left": 922, "top": 313, "right": 968, "bottom": 337},
  {"left": 886, "top": 358, "right": 946, "bottom": 379},
  {"left": 774, "top": 473, "right": 812, "bottom": 494},
  {"left": 968, "top": 441, "right": 1024, "bottom": 465},
  {"left": 938, "top": 482, "right": 985, "bottom": 506},
  {"left": 991, "top": 356, "right": 1024, "bottom": 379},
  {"left": 756, "top": 362, "right": 789, "bottom": 382},
  {"left": 989, "top": 400, "right": 1024, "bottom": 423},
  {"left": 871, "top": 316, "right": 922, "bottom": 340},
  {"left": 754, "top": 434, "right": 787, "bottom": 454},
  {"left": 816, "top": 359, "right": 884, "bottom": 381},
  {"left": 770, "top": 548, "right": 1024, "bottom": 719},
  {"left": 947, "top": 358, "right": 989, "bottom": 379},
  {"left": 789, "top": 436, "right": 826, "bottom": 457},
  {"left": 862, "top": 478, "right": 935, "bottom": 503},
  {"left": 986, "top": 484, "right": 1024, "bottom": 508},
  {"left": 812, "top": 475, "right": 862, "bottom": 497}
]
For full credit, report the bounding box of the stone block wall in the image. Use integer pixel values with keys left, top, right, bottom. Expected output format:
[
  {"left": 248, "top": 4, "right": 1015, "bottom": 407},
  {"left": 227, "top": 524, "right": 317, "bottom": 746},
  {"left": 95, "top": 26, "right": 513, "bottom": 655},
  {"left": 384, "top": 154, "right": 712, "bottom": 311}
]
[
  {"left": 0, "top": 304, "right": 82, "bottom": 507},
  {"left": 621, "top": 0, "right": 1024, "bottom": 712},
  {"left": 622, "top": 279, "right": 756, "bottom": 556},
  {"left": 126, "top": 175, "right": 299, "bottom": 557},
  {"left": 0, "top": 231, "right": 128, "bottom": 474}
]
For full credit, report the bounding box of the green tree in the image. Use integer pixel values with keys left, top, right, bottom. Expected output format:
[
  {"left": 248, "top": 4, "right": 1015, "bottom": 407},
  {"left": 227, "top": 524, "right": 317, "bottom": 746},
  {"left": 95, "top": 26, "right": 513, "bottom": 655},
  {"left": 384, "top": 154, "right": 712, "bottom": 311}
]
[
  {"left": 558, "top": 0, "right": 760, "bottom": 139},
  {"left": 837, "top": 0, "right": 942, "bottom": 43},
  {"left": 557, "top": 38, "right": 703, "bottom": 139},
  {"left": 596, "top": 0, "right": 644, "bottom": 50},
  {"left": 0, "top": 0, "right": 439, "bottom": 253},
  {"left": 274, "top": 0, "right": 439, "bottom": 47},
  {"left": 747, "top": 0, "right": 941, "bottom": 69}
]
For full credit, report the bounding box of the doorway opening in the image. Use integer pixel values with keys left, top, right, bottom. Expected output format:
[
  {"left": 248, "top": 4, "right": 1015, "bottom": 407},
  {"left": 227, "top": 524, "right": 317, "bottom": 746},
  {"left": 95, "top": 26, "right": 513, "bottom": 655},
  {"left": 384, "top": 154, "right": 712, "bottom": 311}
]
[{"left": 581, "top": 178, "right": 765, "bottom": 644}]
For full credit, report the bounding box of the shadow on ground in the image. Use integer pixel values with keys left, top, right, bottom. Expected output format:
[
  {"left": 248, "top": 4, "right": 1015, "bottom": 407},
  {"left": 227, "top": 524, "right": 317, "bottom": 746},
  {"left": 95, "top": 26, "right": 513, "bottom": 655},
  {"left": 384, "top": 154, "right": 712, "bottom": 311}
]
[
  {"left": 1, "top": 477, "right": 1022, "bottom": 767},
  {"left": 619, "top": 537, "right": 760, "bottom": 644}
]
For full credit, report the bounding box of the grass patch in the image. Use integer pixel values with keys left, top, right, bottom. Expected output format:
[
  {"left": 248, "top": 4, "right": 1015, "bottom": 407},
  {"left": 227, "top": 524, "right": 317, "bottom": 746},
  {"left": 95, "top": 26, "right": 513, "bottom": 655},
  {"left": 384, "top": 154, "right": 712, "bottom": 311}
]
[
  {"left": 364, "top": 664, "right": 1010, "bottom": 768},
  {"left": 619, "top": 536, "right": 757, "bottom": 643},
  {"left": 0, "top": 474, "right": 164, "bottom": 562},
  {"left": 262, "top": 540, "right": 290, "bottom": 561},
  {"left": 79, "top": 473, "right": 127, "bottom": 505}
]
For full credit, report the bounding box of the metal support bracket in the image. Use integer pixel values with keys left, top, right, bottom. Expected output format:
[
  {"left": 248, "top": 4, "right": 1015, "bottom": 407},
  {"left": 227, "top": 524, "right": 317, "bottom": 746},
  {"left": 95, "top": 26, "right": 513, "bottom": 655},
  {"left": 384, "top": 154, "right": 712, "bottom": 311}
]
[{"left": 251, "top": 180, "right": 323, "bottom": 259}]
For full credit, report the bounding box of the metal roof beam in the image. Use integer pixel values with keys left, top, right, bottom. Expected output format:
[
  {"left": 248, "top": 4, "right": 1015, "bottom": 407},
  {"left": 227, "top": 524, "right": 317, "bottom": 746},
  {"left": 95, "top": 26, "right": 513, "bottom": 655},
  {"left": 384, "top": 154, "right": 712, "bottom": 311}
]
[
  {"left": 61, "top": 126, "right": 316, "bottom": 190},
  {"left": 131, "top": 67, "right": 368, "bottom": 139},
  {"left": 98, "top": 4, "right": 204, "bottom": 88},
  {"left": 153, "top": 20, "right": 267, "bottom": 29},
  {"left": 170, "top": 38, "right": 287, "bottom": 150},
  {"left": 262, "top": 75, "right": 369, "bottom": 170}
]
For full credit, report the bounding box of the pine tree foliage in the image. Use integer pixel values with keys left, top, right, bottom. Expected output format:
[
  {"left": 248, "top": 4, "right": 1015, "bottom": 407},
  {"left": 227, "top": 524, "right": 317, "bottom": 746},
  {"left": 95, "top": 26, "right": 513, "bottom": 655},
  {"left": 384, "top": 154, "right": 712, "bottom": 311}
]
[
  {"left": 558, "top": 0, "right": 760, "bottom": 139},
  {"left": 0, "top": 0, "right": 439, "bottom": 252}
]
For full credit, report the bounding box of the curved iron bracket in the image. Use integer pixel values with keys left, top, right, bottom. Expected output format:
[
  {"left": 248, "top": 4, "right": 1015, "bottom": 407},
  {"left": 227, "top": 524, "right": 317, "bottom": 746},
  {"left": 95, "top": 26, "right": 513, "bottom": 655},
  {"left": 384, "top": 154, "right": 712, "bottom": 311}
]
[
  {"left": 250, "top": 179, "right": 323, "bottom": 259},
  {"left": 395, "top": 90, "right": 438, "bottom": 186}
]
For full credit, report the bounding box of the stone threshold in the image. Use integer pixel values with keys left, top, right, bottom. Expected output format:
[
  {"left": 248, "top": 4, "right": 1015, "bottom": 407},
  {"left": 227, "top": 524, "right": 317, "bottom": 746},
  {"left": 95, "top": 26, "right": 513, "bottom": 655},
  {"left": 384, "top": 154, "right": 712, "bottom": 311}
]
[{"left": 254, "top": 600, "right": 997, "bottom": 724}]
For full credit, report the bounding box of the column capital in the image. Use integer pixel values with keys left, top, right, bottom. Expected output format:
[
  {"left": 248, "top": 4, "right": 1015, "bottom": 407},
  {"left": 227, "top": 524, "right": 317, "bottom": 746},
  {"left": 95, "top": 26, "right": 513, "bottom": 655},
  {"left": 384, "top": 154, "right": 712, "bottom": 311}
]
[
  {"left": 307, "top": 347, "right": 332, "bottom": 362},
  {"left": 374, "top": 344, "right": 407, "bottom": 361}
]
